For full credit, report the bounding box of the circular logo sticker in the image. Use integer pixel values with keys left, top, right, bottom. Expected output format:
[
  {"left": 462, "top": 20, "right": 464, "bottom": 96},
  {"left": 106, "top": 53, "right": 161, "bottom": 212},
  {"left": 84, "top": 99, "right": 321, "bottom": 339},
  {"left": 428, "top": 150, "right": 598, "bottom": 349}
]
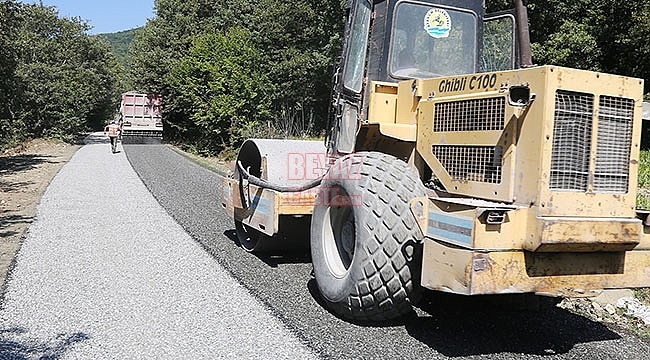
[{"left": 424, "top": 8, "right": 451, "bottom": 38}]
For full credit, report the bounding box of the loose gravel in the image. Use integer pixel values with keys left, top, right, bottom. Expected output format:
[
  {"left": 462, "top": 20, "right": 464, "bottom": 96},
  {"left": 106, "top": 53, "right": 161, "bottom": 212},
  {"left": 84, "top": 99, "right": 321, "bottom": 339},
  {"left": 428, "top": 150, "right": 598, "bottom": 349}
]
[{"left": 0, "top": 133, "right": 316, "bottom": 359}]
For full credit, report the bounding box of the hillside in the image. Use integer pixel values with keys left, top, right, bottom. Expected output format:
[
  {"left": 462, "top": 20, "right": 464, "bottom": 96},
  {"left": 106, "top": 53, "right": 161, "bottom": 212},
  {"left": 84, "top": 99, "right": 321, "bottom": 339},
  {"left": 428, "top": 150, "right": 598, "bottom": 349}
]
[{"left": 97, "top": 28, "right": 138, "bottom": 69}]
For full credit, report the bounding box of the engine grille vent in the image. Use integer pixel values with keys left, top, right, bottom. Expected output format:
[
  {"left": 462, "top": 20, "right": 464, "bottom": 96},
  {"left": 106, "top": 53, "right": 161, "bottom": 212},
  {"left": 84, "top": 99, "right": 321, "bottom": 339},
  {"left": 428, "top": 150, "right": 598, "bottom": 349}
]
[
  {"left": 434, "top": 97, "right": 505, "bottom": 132},
  {"left": 594, "top": 95, "right": 634, "bottom": 193},
  {"left": 549, "top": 90, "right": 594, "bottom": 191},
  {"left": 550, "top": 90, "right": 633, "bottom": 193},
  {"left": 432, "top": 145, "right": 502, "bottom": 184}
]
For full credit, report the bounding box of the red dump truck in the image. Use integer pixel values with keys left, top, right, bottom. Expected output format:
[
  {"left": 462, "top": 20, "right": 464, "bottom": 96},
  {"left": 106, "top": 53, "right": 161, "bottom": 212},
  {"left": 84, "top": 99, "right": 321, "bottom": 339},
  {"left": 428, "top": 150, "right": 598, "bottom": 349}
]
[{"left": 119, "top": 92, "right": 163, "bottom": 138}]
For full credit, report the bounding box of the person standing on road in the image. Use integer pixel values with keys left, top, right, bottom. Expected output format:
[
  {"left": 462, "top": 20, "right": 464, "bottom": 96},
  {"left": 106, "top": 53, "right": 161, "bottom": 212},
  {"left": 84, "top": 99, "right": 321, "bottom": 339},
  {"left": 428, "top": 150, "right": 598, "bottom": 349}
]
[{"left": 104, "top": 121, "right": 121, "bottom": 153}]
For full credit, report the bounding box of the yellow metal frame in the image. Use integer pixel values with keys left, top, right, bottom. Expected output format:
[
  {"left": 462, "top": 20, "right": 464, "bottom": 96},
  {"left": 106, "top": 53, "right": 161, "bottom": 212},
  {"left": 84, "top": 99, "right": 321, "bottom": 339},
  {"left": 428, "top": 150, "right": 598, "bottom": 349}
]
[
  {"left": 420, "top": 239, "right": 650, "bottom": 296},
  {"left": 402, "top": 66, "right": 650, "bottom": 296},
  {"left": 222, "top": 178, "right": 316, "bottom": 236},
  {"left": 367, "top": 81, "right": 418, "bottom": 141},
  {"left": 222, "top": 65, "right": 650, "bottom": 298},
  {"left": 409, "top": 66, "right": 643, "bottom": 217},
  {"left": 416, "top": 90, "right": 519, "bottom": 202},
  {"left": 411, "top": 196, "right": 650, "bottom": 295}
]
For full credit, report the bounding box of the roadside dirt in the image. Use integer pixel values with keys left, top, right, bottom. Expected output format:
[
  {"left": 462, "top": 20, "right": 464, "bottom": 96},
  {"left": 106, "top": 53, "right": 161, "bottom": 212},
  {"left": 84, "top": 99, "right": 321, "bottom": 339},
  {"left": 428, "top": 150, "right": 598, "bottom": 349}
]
[{"left": 0, "top": 139, "right": 80, "bottom": 294}]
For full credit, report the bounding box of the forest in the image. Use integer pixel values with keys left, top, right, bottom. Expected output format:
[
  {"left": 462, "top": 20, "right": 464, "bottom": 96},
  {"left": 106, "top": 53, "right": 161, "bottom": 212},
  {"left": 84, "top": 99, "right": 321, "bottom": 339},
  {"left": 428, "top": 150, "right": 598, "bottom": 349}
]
[
  {"left": 97, "top": 29, "right": 135, "bottom": 71},
  {"left": 2, "top": 0, "right": 650, "bottom": 154},
  {"left": 0, "top": 1, "right": 120, "bottom": 149}
]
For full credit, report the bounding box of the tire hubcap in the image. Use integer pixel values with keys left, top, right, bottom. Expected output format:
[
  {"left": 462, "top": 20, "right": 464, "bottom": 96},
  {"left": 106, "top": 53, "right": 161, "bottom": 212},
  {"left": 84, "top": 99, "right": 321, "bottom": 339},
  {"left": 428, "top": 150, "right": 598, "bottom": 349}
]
[{"left": 322, "top": 190, "right": 356, "bottom": 278}]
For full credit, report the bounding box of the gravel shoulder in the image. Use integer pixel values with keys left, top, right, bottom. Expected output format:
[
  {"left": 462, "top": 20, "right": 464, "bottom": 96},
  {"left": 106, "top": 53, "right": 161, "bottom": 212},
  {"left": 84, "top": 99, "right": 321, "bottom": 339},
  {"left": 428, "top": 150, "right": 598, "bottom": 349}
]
[{"left": 0, "top": 134, "right": 316, "bottom": 358}]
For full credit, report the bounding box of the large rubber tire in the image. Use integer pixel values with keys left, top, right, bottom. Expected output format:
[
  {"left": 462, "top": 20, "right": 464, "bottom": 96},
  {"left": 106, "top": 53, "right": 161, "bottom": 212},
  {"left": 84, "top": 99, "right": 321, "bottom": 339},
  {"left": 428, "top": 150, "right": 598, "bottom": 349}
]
[{"left": 310, "top": 152, "right": 427, "bottom": 321}]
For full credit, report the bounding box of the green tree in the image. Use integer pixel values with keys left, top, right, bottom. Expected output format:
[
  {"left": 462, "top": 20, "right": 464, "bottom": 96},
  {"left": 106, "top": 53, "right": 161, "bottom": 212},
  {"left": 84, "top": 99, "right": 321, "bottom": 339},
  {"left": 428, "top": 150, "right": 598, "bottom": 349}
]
[
  {"left": 166, "top": 28, "right": 272, "bottom": 154},
  {"left": 129, "top": 0, "right": 345, "bottom": 153},
  {"left": 11, "top": 3, "right": 121, "bottom": 142},
  {"left": 129, "top": 0, "right": 231, "bottom": 94},
  {"left": 531, "top": 20, "right": 601, "bottom": 71},
  {"left": 246, "top": 0, "right": 344, "bottom": 136},
  {"left": 628, "top": 2, "right": 650, "bottom": 86},
  {"left": 97, "top": 28, "right": 137, "bottom": 71},
  {"left": 0, "top": 0, "right": 21, "bottom": 148},
  {"left": 485, "top": 0, "right": 512, "bottom": 12}
]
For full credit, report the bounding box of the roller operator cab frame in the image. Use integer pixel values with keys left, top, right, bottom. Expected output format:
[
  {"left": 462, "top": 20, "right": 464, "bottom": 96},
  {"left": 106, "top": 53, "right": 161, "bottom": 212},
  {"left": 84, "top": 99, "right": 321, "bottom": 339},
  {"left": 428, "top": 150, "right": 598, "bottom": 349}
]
[{"left": 222, "top": 0, "right": 650, "bottom": 322}]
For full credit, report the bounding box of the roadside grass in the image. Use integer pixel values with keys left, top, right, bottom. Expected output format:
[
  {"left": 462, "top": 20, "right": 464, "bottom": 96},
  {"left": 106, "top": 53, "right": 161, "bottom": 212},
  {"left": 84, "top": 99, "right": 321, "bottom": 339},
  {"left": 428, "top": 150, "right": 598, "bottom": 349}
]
[
  {"left": 637, "top": 151, "right": 650, "bottom": 307},
  {"left": 630, "top": 150, "right": 650, "bottom": 339},
  {"left": 635, "top": 288, "right": 650, "bottom": 303},
  {"left": 637, "top": 150, "right": 650, "bottom": 209},
  {"left": 621, "top": 289, "right": 650, "bottom": 340},
  {"left": 167, "top": 144, "right": 231, "bottom": 177}
]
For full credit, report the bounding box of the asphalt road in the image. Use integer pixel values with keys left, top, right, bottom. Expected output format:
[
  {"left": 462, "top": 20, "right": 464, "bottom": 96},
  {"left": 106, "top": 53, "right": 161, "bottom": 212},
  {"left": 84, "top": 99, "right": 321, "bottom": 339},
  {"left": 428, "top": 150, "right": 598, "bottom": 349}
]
[{"left": 124, "top": 142, "right": 650, "bottom": 359}]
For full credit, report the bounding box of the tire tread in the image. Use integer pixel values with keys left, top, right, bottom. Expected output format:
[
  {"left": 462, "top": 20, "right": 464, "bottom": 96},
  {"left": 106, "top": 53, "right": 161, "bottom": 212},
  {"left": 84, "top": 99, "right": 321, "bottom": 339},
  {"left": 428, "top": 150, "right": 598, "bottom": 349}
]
[{"left": 322, "top": 152, "right": 427, "bottom": 321}]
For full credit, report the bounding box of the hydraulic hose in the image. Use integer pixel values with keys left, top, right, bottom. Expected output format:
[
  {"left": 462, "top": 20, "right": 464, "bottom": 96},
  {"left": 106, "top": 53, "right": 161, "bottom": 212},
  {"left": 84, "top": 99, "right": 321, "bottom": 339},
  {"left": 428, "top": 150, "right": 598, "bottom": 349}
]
[{"left": 237, "top": 161, "right": 324, "bottom": 192}]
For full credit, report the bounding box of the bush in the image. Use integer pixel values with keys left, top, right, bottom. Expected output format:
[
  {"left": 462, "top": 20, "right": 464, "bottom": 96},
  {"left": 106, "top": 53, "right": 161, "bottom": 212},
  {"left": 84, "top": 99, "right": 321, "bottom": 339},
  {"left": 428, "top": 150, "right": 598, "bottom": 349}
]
[{"left": 165, "top": 28, "right": 273, "bottom": 156}]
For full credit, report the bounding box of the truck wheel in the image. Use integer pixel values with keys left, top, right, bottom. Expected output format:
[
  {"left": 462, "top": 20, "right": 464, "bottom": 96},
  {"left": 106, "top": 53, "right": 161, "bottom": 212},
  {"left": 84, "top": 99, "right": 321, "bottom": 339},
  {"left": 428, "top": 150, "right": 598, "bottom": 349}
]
[
  {"left": 235, "top": 220, "right": 271, "bottom": 253},
  {"left": 310, "top": 152, "right": 427, "bottom": 321}
]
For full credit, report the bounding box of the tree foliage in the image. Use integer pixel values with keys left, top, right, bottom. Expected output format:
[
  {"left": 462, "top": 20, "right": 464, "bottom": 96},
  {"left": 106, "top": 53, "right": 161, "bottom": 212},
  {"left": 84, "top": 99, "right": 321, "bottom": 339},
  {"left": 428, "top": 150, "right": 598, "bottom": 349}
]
[
  {"left": 0, "top": 0, "right": 21, "bottom": 145},
  {"left": 129, "top": 0, "right": 345, "bottom": 155},
  {"left": 521, "top": 0, "right": 650, "bottom": 83},
  {"left": 0, "top": 1, "right": 121, "bottom": 149},
  {"left": 131, "top": 0, "right": 650, "bottom": 156},
  {"left": 166, "top": 28, "right": 272, "bottom": 154},
  {"left": 4, "top": 0, "right": 650, "bottom": 153},
  {"left": 97, "top": 28, "right": 137, "bottom": 70}
]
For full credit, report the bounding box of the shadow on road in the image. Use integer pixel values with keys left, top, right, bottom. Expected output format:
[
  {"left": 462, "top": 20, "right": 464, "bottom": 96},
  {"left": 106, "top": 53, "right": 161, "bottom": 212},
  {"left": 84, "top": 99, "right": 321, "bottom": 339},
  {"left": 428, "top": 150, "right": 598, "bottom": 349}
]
[
  {"left": 82, "top": 133, "right": 109, "bottom": 145},
  {"left": 0, "top": 327, "right": 90, "bottom": 359},
  {"left": 121, "top": 136, "right": 162, "bottom": 145},
  {"left": 202, "top": 197, "right": 626, "bottom": 355},
  {"left": 222, "top": 215, "right": 312, "bottom": 267},
  {"left": 0, "top": 155, "right": 50, "bottom": 240},
  {"left": 223, "top": 229, "right": 311, "bottom": 267},
  {"left": 225, "top": 219, "right": 621, "bottom": 357},
  {"left": 307, "top": 278, "right": 620, "bottom": 356},
  {"left": 0, "top": 214, "right": 33, "bottom": 238},
  {"left": 411, "top": 291, "right": 618, "bottom": 357},
  {"left": 0, "top": 180, "right": 35, "bottom": 194},
  {"left": 0, "top": 154, "right": 57, "bottom": 177}
]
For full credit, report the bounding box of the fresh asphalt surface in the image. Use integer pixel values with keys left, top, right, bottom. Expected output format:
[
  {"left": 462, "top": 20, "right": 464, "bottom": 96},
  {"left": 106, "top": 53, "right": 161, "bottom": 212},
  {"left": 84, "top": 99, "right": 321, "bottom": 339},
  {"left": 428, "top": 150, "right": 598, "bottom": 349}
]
[
  {"left": 1, "top": 136, "right": 649, "bottom": 359},
  {"left": 123, "top": 142, "right": 650, "bottom": 359}
]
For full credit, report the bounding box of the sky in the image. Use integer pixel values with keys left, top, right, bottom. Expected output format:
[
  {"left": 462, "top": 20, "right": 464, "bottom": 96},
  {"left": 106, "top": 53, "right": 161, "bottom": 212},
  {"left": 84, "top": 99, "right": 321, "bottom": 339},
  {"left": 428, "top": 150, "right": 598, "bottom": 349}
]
[{"left": 22, "top": 0, "right": 155, "bottom": 34}]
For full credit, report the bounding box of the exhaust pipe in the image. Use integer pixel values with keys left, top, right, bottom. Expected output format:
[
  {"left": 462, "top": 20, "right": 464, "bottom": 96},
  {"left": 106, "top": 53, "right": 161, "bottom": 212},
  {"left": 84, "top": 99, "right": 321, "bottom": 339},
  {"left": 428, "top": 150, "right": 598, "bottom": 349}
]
[{"left": 514, "top": 0, "right": 533, "bottom": 67}]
